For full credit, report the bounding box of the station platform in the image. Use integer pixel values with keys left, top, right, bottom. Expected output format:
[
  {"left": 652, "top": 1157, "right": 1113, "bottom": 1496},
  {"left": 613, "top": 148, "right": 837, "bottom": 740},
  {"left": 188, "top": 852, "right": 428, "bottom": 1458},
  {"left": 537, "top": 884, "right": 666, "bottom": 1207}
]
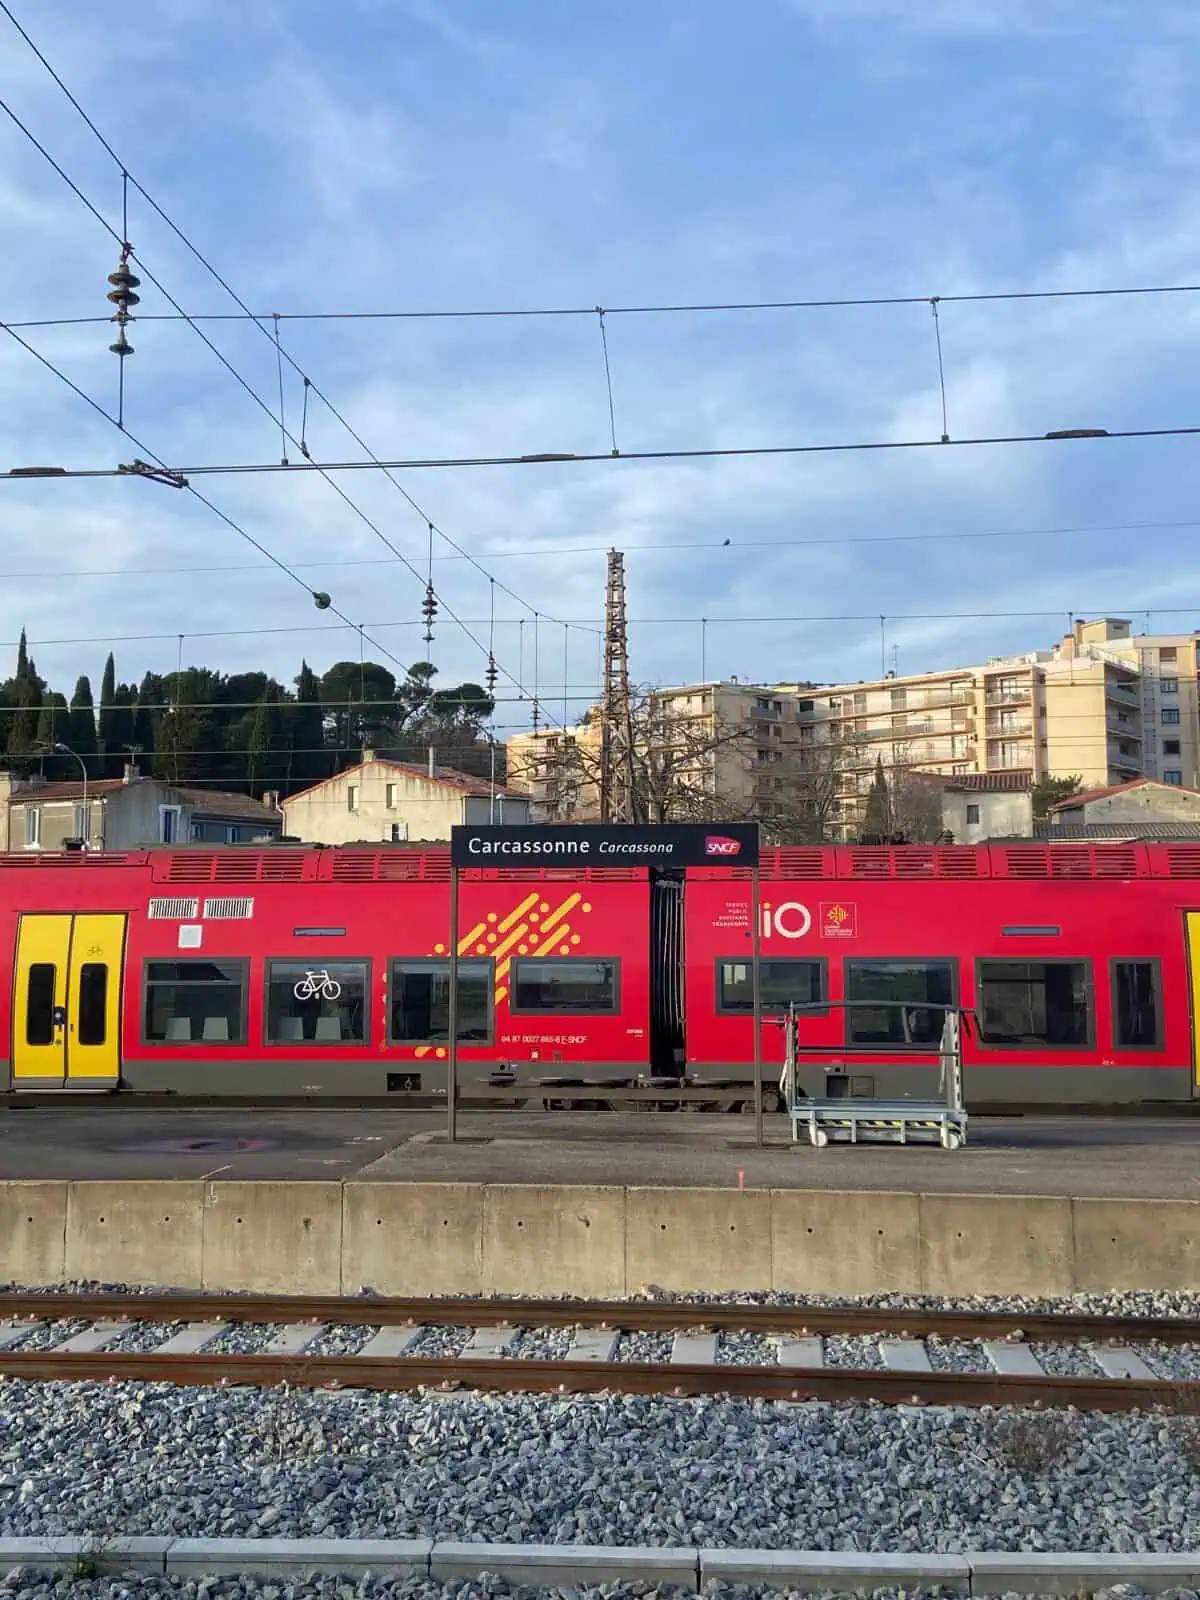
[
  {"left": 3, "top": 1106, "right": 1199, "bottom": 1299},
  {"left": 0, "top": 1103, "right": 1196, "bottom": 1199}
]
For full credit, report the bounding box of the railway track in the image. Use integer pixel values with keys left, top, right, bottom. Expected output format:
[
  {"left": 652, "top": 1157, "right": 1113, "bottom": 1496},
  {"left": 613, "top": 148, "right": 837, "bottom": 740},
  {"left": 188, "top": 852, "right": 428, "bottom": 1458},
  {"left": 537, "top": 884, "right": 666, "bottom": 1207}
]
[{"left": 0, "top": 1292, "right": 1197, "bottom": 1412}]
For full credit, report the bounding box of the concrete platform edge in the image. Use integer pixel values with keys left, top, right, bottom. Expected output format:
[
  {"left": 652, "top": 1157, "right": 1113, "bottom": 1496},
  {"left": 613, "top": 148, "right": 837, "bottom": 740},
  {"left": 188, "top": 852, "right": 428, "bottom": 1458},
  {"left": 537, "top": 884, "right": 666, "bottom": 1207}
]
[
  {"left": 6, "top": 1179, "right": 1200, "bottom": 1294},
  {"left": 0, "top": 1539, "right": 1198, "bottom": 1593}
]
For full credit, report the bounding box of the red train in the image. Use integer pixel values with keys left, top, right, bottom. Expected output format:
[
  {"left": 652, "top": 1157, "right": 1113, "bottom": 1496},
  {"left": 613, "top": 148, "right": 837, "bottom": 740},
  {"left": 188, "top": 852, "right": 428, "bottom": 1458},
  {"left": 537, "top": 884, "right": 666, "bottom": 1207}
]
[{"left": 2, "top": 839, "right": 1199, "bottom": 1107}]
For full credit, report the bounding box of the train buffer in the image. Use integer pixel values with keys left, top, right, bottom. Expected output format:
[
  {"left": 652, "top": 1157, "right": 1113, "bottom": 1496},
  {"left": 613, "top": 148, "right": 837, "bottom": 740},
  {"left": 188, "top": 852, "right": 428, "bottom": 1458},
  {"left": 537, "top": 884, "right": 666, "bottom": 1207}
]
[{"left": 778, "top": 1002, "right": 969, "bottom": 1151}]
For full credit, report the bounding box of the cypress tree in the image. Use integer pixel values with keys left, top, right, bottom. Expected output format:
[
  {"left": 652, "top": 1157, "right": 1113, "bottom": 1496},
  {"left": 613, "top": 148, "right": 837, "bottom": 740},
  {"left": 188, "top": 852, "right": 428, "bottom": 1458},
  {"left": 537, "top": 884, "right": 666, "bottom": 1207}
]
[
  {"left": 66, "top": 676, "right": 100, "bottom": 775},
  {"left": 98, "top": 653, "right": 118, "bottom": 776}
]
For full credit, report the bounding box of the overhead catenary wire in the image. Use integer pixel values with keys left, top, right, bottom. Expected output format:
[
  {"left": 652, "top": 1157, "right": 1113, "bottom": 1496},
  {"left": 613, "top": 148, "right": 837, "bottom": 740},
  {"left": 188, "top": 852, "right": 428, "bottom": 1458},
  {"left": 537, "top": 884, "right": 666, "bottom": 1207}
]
[
  {"left": 6, "top": 606, "right": 1200, "bottom": 651},
  {"left": 0, "top": 1, "right": 586, "bottom": 645},
  {"left": 3, "top": 513, "right": 1200, "bottom": 584},
  {"left": 12, "top": 277, "right": 1200, "bottom": 328},
  {"left": 0, "top": 324, "right": 414, "bottom": 676},
  {"left": 8, "top": 421, "right": 1200, "bottom": 482},
  {"left": 0, "top": 33, "right": 586, "bottom": 731}
]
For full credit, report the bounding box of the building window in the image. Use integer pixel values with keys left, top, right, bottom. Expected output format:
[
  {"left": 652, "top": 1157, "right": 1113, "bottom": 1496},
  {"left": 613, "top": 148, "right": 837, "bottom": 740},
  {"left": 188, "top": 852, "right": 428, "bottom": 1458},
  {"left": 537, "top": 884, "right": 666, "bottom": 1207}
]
[
  {"left": 265, "top": 959, "right": 368, "bottom": 1045},
  {"left": 158, "top": 806, "right": 181, "bottom": 844},
  {"left": 965, "top": 803, "right": 981, "bottom": 824},
  {"left": 388, "top": 958, "right": 492, "bottom": 1043},
  {"left": 74, "top": 805, "right": 89, "bottom": 842},
  {"left": 844, "top": 960, "right": 956, "bottom": 1045},
  {"left": 347, "top": 785, "right": 358, "bottom": 811},
  {"left": 143, "top": 959, "right": 246, "bottom": 1044},
  {"left": 385, "top": 784, "right": 396, "bottom": 808},
  {"left": 1164, "top": 770, "right": 1184, "bottom": 785},
  {"left": 511, "top": 958, "right": 618, "bottom": 1013},
  {"left": 1161, "top": 677, "right": 1179, "bottom": 694},
  {"left": 976, "top": 960, "right": 1090, "bottom": 1048},
  {"left": 24, "top": 807, "right": 40, "bottom": 847},
  {"left": 890, "top": 688, "right": 907, "bottom": 709},
  {"left": 1164, "top": 739, "right": 1181, "bottom": 756},
  {"left": 1162, "top": 708, "right": 1181, "bottom": 725},
  {"left": 1111, "top": 960, "right": 1161, "bottom": 1050},
  {"left": 717, "top": 959, "right": 826, "bottom": 1014},
  {"left": 389, "top": 822, "right": 404, "bottom": 842},
  {"left": 1160, "top": 647, "right": 1178, "bottom": 665}
]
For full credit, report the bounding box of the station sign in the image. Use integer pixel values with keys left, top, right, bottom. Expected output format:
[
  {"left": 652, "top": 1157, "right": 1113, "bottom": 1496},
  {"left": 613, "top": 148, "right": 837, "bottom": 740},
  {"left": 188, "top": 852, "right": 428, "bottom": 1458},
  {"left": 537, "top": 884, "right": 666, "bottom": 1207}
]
[{"left": 450, "top": 821, "right": 760, "bottom": 870}]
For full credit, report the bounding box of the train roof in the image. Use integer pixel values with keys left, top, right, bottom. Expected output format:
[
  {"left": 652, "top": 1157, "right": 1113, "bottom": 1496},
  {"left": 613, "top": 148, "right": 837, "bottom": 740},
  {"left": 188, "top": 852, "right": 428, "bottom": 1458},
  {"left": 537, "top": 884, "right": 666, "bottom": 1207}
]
[{"left": 2, "top": 840, "right": 1200, "bottom": 880}]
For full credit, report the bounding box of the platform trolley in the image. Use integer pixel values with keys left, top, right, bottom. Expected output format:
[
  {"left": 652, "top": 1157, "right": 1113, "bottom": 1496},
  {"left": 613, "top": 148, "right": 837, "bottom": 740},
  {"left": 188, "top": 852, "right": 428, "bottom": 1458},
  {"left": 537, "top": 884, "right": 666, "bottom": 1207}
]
[{"left": 777, "top": 1001, "right": 970, "bottom": 1150}]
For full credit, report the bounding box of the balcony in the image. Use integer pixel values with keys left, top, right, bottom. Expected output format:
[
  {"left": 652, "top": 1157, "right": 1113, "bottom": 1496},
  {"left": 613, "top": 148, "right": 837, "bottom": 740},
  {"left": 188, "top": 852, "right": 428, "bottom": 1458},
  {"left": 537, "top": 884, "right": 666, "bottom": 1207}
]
[
  {"left": 985, "top": 687, "right": 1031, "bottom": 705},
  {"left": 986, "top": 720, "right": 1032, "bottom": 738},
  {"left": 920, "top": 689, "right": 974, "bottom": 710},
  {"left": 1105, "top": 680, "right": 1140, "bottom": 706}
]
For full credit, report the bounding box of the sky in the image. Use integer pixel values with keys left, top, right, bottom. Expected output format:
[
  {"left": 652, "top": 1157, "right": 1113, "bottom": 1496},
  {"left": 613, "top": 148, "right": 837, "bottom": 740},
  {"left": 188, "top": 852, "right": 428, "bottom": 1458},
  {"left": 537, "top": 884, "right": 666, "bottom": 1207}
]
[{"left": 4, "top": 0, "right": 1200, "bottom": 744}]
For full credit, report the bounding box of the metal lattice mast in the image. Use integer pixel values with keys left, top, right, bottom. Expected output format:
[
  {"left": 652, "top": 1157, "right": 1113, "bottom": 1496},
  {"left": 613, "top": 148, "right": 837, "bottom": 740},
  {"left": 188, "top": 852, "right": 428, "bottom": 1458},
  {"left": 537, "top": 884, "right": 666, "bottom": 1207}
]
[{"left": 600, "top": 549, "right": 636, "bottom": 822}]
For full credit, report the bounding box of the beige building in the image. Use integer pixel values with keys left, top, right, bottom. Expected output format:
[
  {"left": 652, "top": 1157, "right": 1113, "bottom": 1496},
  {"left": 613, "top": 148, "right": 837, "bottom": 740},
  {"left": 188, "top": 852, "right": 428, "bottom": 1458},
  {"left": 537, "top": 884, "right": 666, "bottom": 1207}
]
[
  {"left": 1060, "top": 619, "right": 1199, "bottom": 790},
  {"left": 912, "top": 771, "right": 1034, "bottom": 843},
  {"left": 506, "top": 716, "right": 603, "bottom": 821},
  {"left": 1047, "top": 776, "right": 1200, "bottom": 828},
  {"left": 282, "top": 753, "right": 529, "bottom": 844},
  {"left": 0, "top": 765, "right": 281, "bottom": 851}
]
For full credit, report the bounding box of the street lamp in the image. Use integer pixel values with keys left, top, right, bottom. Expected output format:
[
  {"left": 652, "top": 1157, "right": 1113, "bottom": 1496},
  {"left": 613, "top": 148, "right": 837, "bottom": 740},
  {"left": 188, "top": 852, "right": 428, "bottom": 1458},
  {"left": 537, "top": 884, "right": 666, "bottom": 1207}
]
[{"left": 36, "top": 741, "right": 89, "bottom": 848}]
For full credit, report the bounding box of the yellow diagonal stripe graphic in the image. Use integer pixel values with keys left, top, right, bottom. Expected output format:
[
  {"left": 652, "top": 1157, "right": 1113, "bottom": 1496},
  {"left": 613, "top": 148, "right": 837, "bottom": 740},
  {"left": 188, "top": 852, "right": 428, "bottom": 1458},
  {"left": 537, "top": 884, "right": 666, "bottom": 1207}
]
[
  {"left": 539, "top": 892, "right": 581, "bottom": 935},
  {"left": 499, "top": 893, "right": 540, "bottom": 933}
]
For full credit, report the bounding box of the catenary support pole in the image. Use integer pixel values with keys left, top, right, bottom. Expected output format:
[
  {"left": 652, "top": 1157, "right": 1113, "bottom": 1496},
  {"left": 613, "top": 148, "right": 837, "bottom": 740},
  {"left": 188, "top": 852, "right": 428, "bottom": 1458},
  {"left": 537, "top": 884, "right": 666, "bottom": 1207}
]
[
  {"left": 447, "top": 867, "right": 459, "bottom": 1143},
  {"left": 752, "top": 865, "right": 763, "bottom": 1146}
]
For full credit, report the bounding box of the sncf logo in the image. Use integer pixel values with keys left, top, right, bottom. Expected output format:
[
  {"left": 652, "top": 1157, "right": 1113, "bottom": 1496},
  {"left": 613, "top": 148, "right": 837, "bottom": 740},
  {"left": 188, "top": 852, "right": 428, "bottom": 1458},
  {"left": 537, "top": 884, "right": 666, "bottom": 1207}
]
[{"left": 704, "top": 835, "right": 743, "bottom": 856}]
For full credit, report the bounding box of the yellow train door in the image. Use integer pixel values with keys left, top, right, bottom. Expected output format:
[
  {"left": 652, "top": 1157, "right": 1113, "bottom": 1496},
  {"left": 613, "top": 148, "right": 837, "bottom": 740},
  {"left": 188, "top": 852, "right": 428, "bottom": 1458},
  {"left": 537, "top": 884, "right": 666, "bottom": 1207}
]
[
  {"left": 1188, "top": 912, "right": 1200, "bottom": 1093},
  {"left": 11, "top": 913, "right": 125, "bottom": 1090},
  {"left": 65, "top": 914, "right": 126, "bottom": 1086}
]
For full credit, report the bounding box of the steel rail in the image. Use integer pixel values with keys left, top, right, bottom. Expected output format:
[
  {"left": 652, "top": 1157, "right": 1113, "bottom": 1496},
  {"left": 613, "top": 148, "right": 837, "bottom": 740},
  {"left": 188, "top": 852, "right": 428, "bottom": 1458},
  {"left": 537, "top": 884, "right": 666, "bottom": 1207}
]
[
  {"left": 0, "top": 1350, "right": 1195, "bottom": 1413},
  {"left": 0, "top": 1291, "right": 1197, "bottom": 1344}
]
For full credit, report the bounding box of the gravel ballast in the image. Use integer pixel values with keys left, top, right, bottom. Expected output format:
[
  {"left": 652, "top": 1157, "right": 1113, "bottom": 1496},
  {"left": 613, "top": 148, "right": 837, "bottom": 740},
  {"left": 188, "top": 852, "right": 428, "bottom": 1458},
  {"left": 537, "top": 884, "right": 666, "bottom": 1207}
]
[{"left": 1, "top": 1381, "right": 1199, "bottom": 1552}]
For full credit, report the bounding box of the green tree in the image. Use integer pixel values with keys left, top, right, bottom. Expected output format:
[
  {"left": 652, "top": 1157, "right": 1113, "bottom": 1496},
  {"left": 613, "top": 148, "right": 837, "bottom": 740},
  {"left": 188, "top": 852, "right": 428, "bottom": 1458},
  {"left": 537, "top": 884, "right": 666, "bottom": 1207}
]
[
  {"left": 66, "top": 676, "right": 100, "bottom": 775},
  {"left": 4, "top": 629, "right": 44, "bottom": 767},
  {"left": 34, "top": 693, "right": 69, "bottom": 774},
  {"left": 1032, "top": 773, "right": 1083, "bottom": 819},
  {"left": 245, "top": 686, "right": 287, "bottom": 792},
  {"left": 288, "top": 660, "right": 329, "bottom": 789},
  {"left": 861, "top": 756, "right": 891, "bottom": 843},
  {"left": 97, "top": 652, "right": 118, "bottom": 775},
  {"left": 319, "top": 660, "right": 397, "bottom": 764}
]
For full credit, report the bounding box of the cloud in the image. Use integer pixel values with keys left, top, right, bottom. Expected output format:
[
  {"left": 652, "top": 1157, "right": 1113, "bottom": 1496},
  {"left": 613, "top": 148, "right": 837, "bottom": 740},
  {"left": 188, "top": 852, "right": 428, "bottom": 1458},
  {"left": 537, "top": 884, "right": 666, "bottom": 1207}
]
[{"left": 4, "top": 0, "right": 1200, "bottom": 739}]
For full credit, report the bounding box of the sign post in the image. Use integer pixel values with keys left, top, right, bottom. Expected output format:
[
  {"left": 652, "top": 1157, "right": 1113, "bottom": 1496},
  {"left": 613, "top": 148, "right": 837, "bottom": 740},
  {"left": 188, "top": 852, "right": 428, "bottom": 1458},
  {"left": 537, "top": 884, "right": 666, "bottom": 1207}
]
[
  {"left": 447, "top": 822, "right": 761, "bottom": 1142},
  {"left": 751, "top": 864, "right": 763, "bottom": 1147},
  {"left": 447, "top": 864, "right": 459, "bottom": 1143}
]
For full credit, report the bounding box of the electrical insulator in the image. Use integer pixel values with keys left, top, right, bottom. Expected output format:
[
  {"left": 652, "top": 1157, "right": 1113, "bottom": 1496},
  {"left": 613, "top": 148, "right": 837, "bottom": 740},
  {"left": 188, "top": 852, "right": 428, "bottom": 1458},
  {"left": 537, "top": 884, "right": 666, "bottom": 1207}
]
[
  {"left": 421, "top": 583, "right": 438, "bottom": 644},
  {"left": 485, "top": 654, "right": 498, "bottom": 694},
  {"left": 106, "top": 254, "right": 140, "bottom": 359}
]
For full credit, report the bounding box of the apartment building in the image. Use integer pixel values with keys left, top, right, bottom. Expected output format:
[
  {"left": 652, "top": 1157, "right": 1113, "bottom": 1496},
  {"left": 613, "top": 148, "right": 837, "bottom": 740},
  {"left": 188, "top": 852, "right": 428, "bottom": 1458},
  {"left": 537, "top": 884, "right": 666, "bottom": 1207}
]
[
  {"left": 789, "top": 632, "right": 1146, "bottom": 807},
  {"left": 1060, "top": 619, "right": 1199, "bottom": 789},
  {"left": 506, "top": 717, "right": 603, "bottom": 820}
]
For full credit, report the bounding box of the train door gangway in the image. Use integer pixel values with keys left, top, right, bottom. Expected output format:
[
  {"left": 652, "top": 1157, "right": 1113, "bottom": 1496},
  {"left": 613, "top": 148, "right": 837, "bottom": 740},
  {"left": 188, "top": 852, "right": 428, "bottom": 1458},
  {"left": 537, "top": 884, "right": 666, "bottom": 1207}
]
[{"left": 777, "top": 1001, "right": 969, "bottom": 1150}]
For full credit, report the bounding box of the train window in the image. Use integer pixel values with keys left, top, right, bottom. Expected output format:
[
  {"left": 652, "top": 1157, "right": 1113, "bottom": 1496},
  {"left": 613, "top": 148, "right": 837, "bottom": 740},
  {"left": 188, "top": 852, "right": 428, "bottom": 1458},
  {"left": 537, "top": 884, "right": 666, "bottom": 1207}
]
[
  {"left": 976, "top": 960, "right": 1091, "bottom": 1048},
  {"left": 845, "top": 960, "right": 956, "bottom": 1045},
  {"left": 717, "top": 958, "right": 826, "bottom": 1014},
  {"left": 142, "top": 959, "right": 247, "bottom": 1045},
  {"left": 511, "top": 959, "right": 618, "bottom": 1014},
  {"left": 389, "top": 959, "right": 493, "bottom": 1044},
  {"left": 26, "top": 964, "right": 55, "bottom": 1046},
  {"left": 265, "top": 960, "right": 369, "bottom": 1046},
  {"left": 77, "top": 964, "right": 108, "bottom": 1047},
  {"left": 1112, "top": 960, "right": 1162, "bottom": 1050}
]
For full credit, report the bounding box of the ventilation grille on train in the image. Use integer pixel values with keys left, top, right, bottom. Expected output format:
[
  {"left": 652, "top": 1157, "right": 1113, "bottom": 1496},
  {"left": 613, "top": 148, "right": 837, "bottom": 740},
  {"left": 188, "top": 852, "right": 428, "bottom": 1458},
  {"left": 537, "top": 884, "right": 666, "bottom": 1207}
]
[
  {"left": 158, "top": 853, "right": 305, "bottom": 883},
  {"left": 1163, "top": 845, "right": 1200, "bottom": 877},
  {"left": 202, "top": 896, "right": 254, "bottom": 919},
  {"left": 148, "top": 896, "right": 200, "bottom": 919}
]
